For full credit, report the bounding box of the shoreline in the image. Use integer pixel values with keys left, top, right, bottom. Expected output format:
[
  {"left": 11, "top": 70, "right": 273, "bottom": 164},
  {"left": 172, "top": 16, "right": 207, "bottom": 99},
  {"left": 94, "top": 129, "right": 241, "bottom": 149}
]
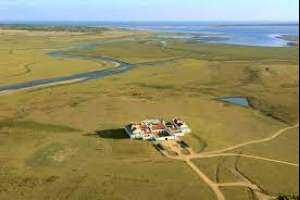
[
  {"left": 0, "top": 78, "right": 87, "bottom": 96},
  {"left": 271, "top": 34, "right": 299, "bottom": 46},
  {"left": 1, "top": 23, "right": 299, "bottom": 48}
]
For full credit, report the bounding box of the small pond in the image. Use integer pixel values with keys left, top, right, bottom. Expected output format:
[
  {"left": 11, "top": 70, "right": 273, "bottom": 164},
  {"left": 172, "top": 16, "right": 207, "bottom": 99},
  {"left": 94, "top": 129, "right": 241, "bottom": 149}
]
[{"left": 218, "top": 97, "right": 250, "bottom": 107}]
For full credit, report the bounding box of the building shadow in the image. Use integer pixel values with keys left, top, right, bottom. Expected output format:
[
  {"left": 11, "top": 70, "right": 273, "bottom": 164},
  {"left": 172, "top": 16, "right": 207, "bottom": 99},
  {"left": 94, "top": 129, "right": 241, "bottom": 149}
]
[{"left": 85, "top": 128, "right": 129, "bottom": 139}]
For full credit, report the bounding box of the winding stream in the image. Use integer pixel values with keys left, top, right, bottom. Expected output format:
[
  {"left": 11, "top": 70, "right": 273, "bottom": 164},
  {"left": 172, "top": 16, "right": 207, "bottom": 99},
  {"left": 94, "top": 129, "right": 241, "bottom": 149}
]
[
  {"left": 0, "top": 38, "right": 174, "bottom": 95},
  {"left": 0, "top": 40, "right": 137, "bottom": 94}
]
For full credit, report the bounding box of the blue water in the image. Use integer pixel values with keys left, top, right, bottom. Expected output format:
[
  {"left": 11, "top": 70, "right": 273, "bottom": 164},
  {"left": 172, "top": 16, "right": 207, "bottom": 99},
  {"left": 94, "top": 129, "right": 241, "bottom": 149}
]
[
  {"left": 219, "top": 97, "right": 250, "bottom": 107},
  {"left": 110, "top": 22, "right": 299, "bottom": 47},
  {"left": 1, "top": 21, "right": 298, "bottom": 47}
]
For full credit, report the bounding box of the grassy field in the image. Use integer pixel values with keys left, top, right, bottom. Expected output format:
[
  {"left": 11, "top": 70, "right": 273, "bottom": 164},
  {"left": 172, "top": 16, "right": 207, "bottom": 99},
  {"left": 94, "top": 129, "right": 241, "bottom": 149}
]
[
  {"left": 0, "top": 124, "right": 215, "bottom": 200},
  {"left": 65, "top": 37, "right": 299, "bottom": 124},
  {"left": 0, "top": 27, "right": 298, "bottom": 199},
  {"left": 231, "top": 127, "right": 299, "bottom": 163},
  {"left": 237, "top": 158, "right": 299, "bottom": 196},
  {"left": 192, "top": 157, "right": 242, "bottom": 183},
  {"left": 222, "top": 188, "right": 254, "bottom": 200},
  {"left": 0, "top": 28, "right": 146, "bottom": 85},
  {"left": 193, "top": 155, "right": 299, "bottom": 198}
]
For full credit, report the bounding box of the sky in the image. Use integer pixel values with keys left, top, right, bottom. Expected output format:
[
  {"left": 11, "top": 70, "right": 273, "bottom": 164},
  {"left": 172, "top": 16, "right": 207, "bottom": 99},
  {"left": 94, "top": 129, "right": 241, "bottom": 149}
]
[{"left": 0, "top": 0, "right": 299, "bottom": 22}]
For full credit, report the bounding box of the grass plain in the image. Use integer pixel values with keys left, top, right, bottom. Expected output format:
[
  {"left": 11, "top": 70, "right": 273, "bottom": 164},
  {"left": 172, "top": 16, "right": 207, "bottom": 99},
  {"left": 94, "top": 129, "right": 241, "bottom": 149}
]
[{"left": 0, "top": 27, "right": 298, "bottom": 200}]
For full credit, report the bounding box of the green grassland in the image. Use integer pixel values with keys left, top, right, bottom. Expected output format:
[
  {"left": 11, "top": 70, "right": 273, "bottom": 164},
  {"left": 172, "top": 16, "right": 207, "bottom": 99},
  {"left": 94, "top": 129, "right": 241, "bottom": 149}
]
[
  {"left": 237, "top": 158, "right": 299, "bottom": 195},
  {"left": 193, "top": 155, "right": 299, "bottom": 198},
  {"left": 0, "top": 119, "right": 215, "bottom": 200},
  {"left": 192, "top": 156, "right": 240, "bottom": 184},
  {"left": 231, "top": 127, "right": 299, "bottom": 163},
  {"left": 0, "top": 28, "right": 146, "bottom": 85},
  {"left": 0, "top": 27, "right": 299, "bottom": 199},
  {"left": 222, "top": 188, "right": 255, "bottom": 200},
  {"left": 65, "top": 37, "right": 299, "bottom": 124}
]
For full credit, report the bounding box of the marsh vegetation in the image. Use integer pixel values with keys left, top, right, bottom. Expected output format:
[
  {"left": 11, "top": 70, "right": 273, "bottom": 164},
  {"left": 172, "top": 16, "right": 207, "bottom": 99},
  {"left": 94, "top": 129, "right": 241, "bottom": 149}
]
[{"left": 0, "top": 26, "right": 298, "bottom": 200}]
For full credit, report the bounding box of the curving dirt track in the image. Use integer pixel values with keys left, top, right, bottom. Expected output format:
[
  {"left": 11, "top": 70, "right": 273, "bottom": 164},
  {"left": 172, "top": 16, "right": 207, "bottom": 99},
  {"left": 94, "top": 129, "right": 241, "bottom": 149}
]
[{"left": 158, "top": 122, "right": 299, "bottom": 200}]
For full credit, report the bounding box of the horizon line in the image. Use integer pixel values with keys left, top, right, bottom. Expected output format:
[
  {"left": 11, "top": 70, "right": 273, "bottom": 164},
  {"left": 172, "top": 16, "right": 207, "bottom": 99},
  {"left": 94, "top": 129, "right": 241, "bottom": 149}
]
[{"left": 0, "top": 20, "right": 299, "bottom": 23}]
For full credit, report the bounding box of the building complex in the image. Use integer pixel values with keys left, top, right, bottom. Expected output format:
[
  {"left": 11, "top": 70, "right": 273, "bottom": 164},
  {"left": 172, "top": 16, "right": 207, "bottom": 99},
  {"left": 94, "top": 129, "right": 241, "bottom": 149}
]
[{"left": 124, "top": 118, "right": 191, "bottom": 141}]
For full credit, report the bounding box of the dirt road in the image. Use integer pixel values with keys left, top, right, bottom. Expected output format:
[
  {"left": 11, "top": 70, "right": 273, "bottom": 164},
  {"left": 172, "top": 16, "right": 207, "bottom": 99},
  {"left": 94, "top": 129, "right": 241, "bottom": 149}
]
[
  {"left": 157, "top": 122, "right": 299, "bottom": 200},
  {"left": 202, "top": 123, "right": 299, "bottom": 155}
]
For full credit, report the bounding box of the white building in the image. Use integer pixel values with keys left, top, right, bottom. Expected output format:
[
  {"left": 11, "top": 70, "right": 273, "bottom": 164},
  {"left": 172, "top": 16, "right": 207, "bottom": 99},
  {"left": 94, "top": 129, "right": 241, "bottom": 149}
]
[{"left": 124, "top": 118, "right": 191, "bottom": 141}]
